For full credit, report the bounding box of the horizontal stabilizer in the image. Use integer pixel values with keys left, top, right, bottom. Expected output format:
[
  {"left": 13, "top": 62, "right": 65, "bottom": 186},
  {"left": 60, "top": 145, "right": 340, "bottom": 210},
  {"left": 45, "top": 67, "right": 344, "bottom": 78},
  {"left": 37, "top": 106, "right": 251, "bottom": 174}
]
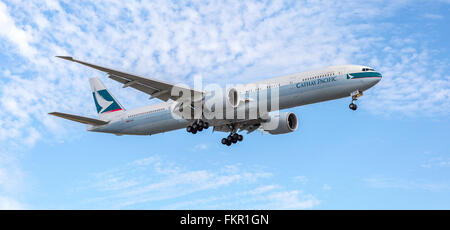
[{"left": 49, "top": 112, "right": 109, "bottom": 126}]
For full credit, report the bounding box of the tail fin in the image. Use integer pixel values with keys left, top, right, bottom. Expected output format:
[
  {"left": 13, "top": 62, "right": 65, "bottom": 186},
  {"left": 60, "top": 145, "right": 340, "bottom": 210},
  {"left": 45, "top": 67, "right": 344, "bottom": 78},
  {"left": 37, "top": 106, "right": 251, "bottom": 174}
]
[{"left": 90, "top": 78, "right": 125, "bottom": 119}]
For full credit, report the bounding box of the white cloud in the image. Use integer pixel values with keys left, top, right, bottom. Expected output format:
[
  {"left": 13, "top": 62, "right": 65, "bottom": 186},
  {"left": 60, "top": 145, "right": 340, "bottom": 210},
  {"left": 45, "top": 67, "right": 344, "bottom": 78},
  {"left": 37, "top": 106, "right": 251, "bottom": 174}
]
[
  {"left": 78, "top": 155, "right": 319, "bottom": 209},
  {"left": 81, "top": 156, "right": 272, "bottom": 208},
  {"left": 0, "top": 2, "right": 37, "bottom": 59},
  {"left": 0, "top": 151, "right": 26, "bottom": 209},
  {"left": 363, "top": 49, "right": 450, "bottom": 117},
  {"left": 423, "top": 13, "right": 444, "bottom": 20},
  {"left": 363, "top": 176, "right": 450, "bottom": 191},
  {"left": 265, "top": 191, "right": 319, "bottom": 209},
  {"left": 165, "top": 184, "right": 320, "bottom": 209},
  {"left": 247, "top": 185, "right": 280, "bottom": 195},
  {"left": 0, "top": 152, "right": 24, "bottom": 193},
  {"left": 421, "top": 156, "right": 450, "bottom": 168},
  {"left": 0, "top": 196, "right": 26, "bottom": 210},
  {"left": 193, "top": 143, "right": 208, "bottom": 151},
  {"left": 0, "top": 0, "right": 447, "bottom": 150},
  {"left": 293, "top": 175, "right": 308, "bottom": 184}
]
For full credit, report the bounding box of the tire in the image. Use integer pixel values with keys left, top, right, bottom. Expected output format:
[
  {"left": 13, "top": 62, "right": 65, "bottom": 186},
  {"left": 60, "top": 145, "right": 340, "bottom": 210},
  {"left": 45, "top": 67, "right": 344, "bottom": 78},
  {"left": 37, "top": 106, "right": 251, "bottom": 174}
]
[
  {"left": 198, "top": 126, "right": 203, "bottom": 132},
  {"left": 186, "top": 126, "right": 192, "bottom": 133},
  {"left": 237, "top": 135, "right": 243, "bottom": 141},
  {"left": 221, "top": 138, "right": 227, "bottom": 145},
  {"left": 203, "top": 122, "right": 209, "bottom": 129}
]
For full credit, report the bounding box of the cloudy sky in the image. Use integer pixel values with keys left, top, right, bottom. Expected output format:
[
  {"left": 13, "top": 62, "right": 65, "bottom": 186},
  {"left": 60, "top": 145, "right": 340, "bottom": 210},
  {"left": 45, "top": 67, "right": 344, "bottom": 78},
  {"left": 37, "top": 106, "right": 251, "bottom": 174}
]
[{"left": 0, "top": 0, "right": 449, "bottom": 209}]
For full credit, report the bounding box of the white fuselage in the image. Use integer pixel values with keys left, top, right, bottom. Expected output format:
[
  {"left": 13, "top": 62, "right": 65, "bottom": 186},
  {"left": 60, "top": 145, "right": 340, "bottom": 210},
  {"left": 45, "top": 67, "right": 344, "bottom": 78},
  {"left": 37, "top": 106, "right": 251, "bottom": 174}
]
[{"left": 89, "top": 65, "right": 382, "bottom": 135}]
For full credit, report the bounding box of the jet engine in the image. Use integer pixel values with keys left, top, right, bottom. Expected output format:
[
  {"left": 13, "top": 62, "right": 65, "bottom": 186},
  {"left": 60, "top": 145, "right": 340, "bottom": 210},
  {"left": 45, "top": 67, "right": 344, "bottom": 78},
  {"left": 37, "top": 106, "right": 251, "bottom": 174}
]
[{"left": 261, "top": 112, "right": 298, "bottom": 135}]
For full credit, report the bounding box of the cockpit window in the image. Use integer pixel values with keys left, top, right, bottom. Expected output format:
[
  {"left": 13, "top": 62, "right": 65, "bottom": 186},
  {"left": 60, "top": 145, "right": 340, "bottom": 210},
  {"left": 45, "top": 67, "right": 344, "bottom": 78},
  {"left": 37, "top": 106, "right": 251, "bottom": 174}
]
[{"left": 362, "top": 68, "right": 375, "bottom": 71}]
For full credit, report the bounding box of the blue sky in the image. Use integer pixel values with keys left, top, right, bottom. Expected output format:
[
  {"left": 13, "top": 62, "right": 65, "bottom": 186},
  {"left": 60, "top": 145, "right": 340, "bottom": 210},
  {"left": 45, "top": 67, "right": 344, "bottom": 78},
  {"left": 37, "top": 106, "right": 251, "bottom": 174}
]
[{"left": 0, "top": 0, "right": 449, "bottom": 209}]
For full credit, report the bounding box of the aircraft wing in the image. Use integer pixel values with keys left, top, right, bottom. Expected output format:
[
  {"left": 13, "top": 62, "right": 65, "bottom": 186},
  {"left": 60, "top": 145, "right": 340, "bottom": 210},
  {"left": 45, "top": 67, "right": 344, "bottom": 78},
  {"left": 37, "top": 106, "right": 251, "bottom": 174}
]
[
  {"left": 49, "top": 112, "right": 109, "bottom": 126},
  {"left": 56, "top": 56, "right": 203, "bottom": 102}
]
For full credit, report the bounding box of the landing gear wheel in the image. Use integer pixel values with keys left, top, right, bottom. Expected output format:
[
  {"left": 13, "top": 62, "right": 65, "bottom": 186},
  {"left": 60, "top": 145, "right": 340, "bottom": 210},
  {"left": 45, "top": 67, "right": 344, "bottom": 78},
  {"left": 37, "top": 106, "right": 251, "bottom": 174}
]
[
  {"left": 191, "top": 129, "right": 197, "bottom": 134},
  {"left": 197, "top": 126, "right": 203, "bottom": 132},
  {"left": 198, "top": 120, "right": 204, "bottom": 127},
  {"left": 221, "top": 138, "right": 227, "bottom": 145},
  {"left": 192, "top": 123, "right": 198, "bottom": 130},
  {"left": 186, "top": 126, "right": 193, "bottom": 133},
  {"left": 349, "top": 103, "right": 357, "bottom": 111},
  {"left": 203, "top": 122, "right": 209, "bottom": 129},
  {"left": 222, "top": 124, "right": 245, "bottom": 146}
]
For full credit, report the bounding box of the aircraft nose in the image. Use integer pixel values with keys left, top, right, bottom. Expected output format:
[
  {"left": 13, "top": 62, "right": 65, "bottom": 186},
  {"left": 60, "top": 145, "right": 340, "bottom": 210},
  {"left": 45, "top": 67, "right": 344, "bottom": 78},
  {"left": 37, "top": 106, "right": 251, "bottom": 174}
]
[
  {"left": 364, "top": 72, "right": 382, "bottom": 88},
  {"left": 373, "top": 72, "right": 382, "bottom": 84},
  {"left": 373, "top": 75, "right": 382, "bottom": 83}
]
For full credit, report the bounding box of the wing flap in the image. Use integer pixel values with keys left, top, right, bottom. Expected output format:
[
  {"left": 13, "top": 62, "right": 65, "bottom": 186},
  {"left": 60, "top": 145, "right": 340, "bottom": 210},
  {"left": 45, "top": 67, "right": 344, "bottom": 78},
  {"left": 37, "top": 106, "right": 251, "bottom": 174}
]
[
  {"left": 212, "top": 119, "right": 263, "bottom": 134},
  {"left": 49, "top": 112, "right": 109, "bottom": 126},
  {"left": 109, "top": 74, "right": 160, "bottom": 95}
]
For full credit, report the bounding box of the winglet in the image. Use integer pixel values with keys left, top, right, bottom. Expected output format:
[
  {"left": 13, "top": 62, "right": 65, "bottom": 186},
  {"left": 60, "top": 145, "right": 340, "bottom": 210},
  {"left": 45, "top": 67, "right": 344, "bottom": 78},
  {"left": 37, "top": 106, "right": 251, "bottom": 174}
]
[{"left": 55, "top": 56, "right": 74, "bottom": 61}]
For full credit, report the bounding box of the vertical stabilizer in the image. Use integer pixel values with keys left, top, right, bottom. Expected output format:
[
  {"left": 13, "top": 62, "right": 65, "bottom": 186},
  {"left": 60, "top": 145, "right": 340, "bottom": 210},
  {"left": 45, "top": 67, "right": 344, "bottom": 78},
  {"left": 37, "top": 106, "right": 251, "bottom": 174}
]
[{"left": 89, "top": 78, "right": 125, "bottom": 120}]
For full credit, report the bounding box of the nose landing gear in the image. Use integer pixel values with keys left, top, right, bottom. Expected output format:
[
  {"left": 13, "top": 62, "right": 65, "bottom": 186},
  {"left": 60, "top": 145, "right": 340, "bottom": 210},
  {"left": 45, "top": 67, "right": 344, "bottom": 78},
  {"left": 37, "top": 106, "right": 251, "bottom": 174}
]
[
  {"left": 186, "top": 120, "right": 209, "bottom": 134},
  {"left": 349, "top": 90, "right": 363, "bottom": 111}
]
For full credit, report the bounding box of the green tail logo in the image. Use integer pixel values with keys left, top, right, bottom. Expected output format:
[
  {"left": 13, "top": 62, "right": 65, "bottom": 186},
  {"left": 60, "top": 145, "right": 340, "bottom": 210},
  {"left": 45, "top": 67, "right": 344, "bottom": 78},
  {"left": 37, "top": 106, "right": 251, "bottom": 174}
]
[{"left": 93, "top": 89, "right": 123, "bottom": 113}]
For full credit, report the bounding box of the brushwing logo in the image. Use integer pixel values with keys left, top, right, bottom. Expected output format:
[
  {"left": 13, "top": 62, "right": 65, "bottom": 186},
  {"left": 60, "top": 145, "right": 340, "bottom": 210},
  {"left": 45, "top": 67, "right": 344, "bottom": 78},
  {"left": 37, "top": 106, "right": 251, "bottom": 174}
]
[
  {"left": 92, "top": 87, "right": 122, "bottom": 113},
  {"left": 94, "top": 90, "right": 113, "bottom": 113}
]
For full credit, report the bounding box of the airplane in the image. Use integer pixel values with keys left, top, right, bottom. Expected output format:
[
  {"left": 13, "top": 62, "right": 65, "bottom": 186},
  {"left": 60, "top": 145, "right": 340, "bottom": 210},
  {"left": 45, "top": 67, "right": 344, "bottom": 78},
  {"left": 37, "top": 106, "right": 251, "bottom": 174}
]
[{"left": 50, "top": 56, "right": 382, "bottom": 146}]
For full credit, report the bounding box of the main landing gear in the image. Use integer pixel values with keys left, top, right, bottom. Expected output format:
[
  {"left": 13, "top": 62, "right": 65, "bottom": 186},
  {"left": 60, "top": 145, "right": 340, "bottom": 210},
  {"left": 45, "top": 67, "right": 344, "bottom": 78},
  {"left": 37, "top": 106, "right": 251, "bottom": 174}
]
[
  {"left": 349, "top": 90, "right": 363, "bottom": 111},
  {"left": 221, "top": 133, "right": 243, "bottom": 146},
  {"left": 186, "top": 120, "right": 209, "bottom": 134},
  {"left": 187, "top": 121, "right": 244, "bottom": 147},
  {"left": 221, "top": 124, "right": 243, "bottom": 146}
]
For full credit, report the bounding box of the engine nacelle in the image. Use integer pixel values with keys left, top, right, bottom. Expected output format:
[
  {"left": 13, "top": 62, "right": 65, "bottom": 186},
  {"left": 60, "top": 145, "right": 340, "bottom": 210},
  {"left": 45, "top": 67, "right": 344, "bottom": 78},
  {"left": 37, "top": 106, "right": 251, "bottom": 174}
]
[{"left": 261, "top": 112, "right": 298, "bottom": 135}]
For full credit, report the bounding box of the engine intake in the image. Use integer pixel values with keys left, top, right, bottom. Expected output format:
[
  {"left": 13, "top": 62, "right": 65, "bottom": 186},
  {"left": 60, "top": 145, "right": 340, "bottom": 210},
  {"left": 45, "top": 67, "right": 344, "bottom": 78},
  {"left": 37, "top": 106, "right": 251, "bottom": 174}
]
[{"left": 227, "top": 88, "right": 240, "bottom": 108}]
